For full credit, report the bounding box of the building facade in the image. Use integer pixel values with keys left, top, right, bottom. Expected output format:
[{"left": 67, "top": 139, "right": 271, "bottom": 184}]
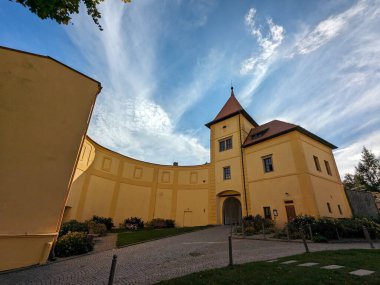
[{"left": 64, "top": 87, "right": 352, "bottom": 228}]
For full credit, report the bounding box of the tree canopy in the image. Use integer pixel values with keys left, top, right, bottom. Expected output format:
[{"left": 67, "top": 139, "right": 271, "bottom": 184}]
[
  {"left": 343, "top": 147, "right": 380, "bottom": 192},
  {"left": 12, "top": 0, "right": 131, "bottom": 30}
]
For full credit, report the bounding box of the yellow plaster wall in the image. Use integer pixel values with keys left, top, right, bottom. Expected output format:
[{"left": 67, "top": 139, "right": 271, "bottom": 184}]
[
  {"left": 65, "top": 137, "right": 212, "bottom": 227},
  {"left": 243, "top": 131, "right": 351, "bottom": 226},
  {"left": 0, "top": 47, "right": 99, "bottom": 271},
  {"left": 176, "top": 190, "right": 209, "bottom": 227}
]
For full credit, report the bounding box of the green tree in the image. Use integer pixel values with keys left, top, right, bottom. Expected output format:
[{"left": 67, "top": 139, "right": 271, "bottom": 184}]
[
  {"left": 11, "top": 0, "right": 131, "bottom": 31},
  {"left": 343, "top": 147, "right": 380, "bottom": 192}
]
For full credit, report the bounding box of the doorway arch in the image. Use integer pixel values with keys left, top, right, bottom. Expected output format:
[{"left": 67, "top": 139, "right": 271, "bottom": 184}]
[{"left": 223, "top": 197, "right": 242, "bottom": 225}]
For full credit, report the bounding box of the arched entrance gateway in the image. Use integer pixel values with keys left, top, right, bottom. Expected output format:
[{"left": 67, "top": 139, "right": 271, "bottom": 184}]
[{"left": 223, "top": 197, "right": 242, "bottom": 225}]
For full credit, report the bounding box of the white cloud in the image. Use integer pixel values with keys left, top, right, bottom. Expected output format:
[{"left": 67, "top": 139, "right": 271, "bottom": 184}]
[
  {"left": 65, "top": 1, "right": 210, "bottom": 165},
  {"left": 334, "top": 131, "right": 380, "bottom": 177},
  {"left": 239, "top": 8, "right": 285, "bottom": 104},
  {"left": 295, "top": 0, "right": 366, "bottom": 55}
]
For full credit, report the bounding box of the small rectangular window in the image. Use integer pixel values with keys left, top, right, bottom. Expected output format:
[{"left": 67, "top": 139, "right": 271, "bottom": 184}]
[
  {"left": 338, "top": 204, "right": 342, "bottom": 215},
  {"left": 327, "top": 202, "right": 332, "bottom": 213},
  {"left": 324, "top": 160, "right": 332, "bottom": 176},
  {"left": 219, "top": 141, "right": 225, "bottom": 152},
  {"left": 223, "top": 166, "right": 231, "bottom": 180},
  {"left": 219, "top": 137, "right": 232, "bottom": 152},
  {"left": 263, "top": 207, "right": 271, "bottom": 219},
  {"left": 262, "top": 156, "right": 273, "bottom": 173},
  {"left": 313, "top": 156, "right": 321, "bottom": 172},
  {"left": 225, "top": 138, "right": 232, "bottom": 150}
]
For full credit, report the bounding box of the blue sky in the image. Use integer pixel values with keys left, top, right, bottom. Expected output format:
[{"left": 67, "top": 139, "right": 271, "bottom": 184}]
[{"left": 1, "top": 0, "right": 379, "bottom": 175}]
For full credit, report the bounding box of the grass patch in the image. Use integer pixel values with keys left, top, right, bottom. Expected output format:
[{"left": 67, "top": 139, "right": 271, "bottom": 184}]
[
  {"left": 158, "top": 249, "right": 380, "bottom": 285},
  {"left": 116, "top": 226, "right": 211, "bottom": 247}
]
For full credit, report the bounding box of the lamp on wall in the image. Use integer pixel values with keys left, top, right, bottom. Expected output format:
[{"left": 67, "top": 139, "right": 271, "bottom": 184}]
[{"left": 285, "top": 192, "right": 289, "bottom": 196}]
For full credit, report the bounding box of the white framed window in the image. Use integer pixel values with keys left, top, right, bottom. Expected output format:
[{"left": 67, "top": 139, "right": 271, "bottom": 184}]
[{"left": 219, "top": 137, "right": 232, "bottom": 152}]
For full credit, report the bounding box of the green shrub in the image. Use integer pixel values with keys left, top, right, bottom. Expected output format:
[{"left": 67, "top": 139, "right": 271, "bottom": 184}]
[
  {"left": 245, "top": 226, "right": 255, "bottom": 235},
  {"left": 243, "top": 215, "right": 274, "bottom": 232},
  {"left": 285, "top": 215, "right": 380, "bottom": 241},
  {"left": 55, "top": 232, "right": 93, "bottom": 257},
  {"left": 165, "top": 219, "right": 175, "bottom": 228},
  {"left": 313, "top": 234, "right": 328, "bottom": 243},
  {"left": 87, "top": 221, "right": 107, "bottom": 236},
  {"left": 149, "top": 218, "right": 167, "bottom": 229},
  {"left": 124, "top": 217, "right": 144, "bottom": 230},
  {"left": 59, "top": 220, "right": 88, "bottom": 237},
  {"left": 91, "top": 215, "right": 114, "bottom": 230},
  {"left": 291, "top": 215, "right": 316, "bottom": 229},
  {"left": 311, "top": 218, "right": 338, "bottom": 240}
]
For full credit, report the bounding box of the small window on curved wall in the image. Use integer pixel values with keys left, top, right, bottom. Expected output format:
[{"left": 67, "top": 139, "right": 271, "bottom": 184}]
[
  {"left": 313, "top": 156, "right": 321, "bottom": 172},
  {"left": 327, "top": 202, "right": 332, "bottom": 213},
  {"left": 102, "top": 157, "right": 112, "bottom": 172},
  {"left": 338, "top": 204, "right": 343, "bottom": 215},
  {"left": 324, "top": 160, "right": 332, "bottom": 176}
]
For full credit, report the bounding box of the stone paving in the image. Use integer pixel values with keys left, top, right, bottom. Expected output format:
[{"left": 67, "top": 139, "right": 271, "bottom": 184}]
[
  {"left": 0, "top": 226, "right": 378, "bottom": 285},
  {"left": 93, "top": 233, "right": 117, "bottom": 253},
  {"left": 275, "top": 259, "right": 376, "bottom": 276}
]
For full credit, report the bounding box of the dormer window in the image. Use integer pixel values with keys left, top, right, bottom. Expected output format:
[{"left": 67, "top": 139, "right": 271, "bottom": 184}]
[
  {"left": 251, "top": 128, "right": 269, "bottom": 140},
  {"left": 219, "top": 137, "right": 232, "bottom": 152}
]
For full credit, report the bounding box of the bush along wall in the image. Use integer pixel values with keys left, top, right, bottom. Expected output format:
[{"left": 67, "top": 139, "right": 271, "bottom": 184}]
[
  {"left": 59, "top": 220, "right": 88, "bottom": 237},
  {"left": 242, "top": 215, "right": 275, "bottom": 235},
  {"left": 145, "top": 218, "right": 176, "bottom": 229},
  {"left": 91, "top": 215, "right": 114, "bottom": 231},
  {"left": 124, "top": 217, "right": 144, "bottom": 231},
  {"left": 55, "top": 232, "right": 94, "bottom": 257},
  {"left": 284, "top": 215, "right": 380, "bottom": 242}
]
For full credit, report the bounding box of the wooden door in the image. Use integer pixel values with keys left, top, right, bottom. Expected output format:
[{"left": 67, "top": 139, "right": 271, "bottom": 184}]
[
  {"left": 223, "top": 197, "right": 242, "bottom": 225},
  {"left": 285, "top": 205, "right": 296, "bottom": 222}
]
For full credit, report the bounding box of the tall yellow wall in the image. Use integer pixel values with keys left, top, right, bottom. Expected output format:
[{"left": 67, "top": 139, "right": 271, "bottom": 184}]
[
  {"left": 299, "top": 134, "right": 352, "bottom": 219},
  {"left": 0, "top": 47, "right": 99, "bottom": 271},
  {"left": 65, "top": 137, "right": 211, "bottom": 227}
]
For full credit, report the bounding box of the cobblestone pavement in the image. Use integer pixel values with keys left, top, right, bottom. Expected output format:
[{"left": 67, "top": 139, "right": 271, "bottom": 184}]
[{"left": 1, "top": 226, "right": 378, "bottom": 285}]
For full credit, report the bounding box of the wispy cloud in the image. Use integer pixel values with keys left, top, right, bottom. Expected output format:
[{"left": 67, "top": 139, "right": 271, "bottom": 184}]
[
  {"left": 294, "top": 0, "right": 367, "bottom": 55},
  {"left": 65, "top": 1, "right": 211, "bottom": 165},
  {"left": 239, "top": 8, "right": 285, "bottom": 104},
  {"left": 242, "top": 0, "right": 380, "bottom": 175}
]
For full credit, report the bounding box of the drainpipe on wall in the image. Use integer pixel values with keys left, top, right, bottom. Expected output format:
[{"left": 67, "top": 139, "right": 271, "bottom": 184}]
[{"left": 238, "top": 115, "right": 249, "bottom": 217}]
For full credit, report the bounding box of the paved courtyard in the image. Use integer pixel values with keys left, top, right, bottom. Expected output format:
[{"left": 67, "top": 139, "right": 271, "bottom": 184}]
[{"left": 0, "top": 226, "right": 378, "bottom": 285}]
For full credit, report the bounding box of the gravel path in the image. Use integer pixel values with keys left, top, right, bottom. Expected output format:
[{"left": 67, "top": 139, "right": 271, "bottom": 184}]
[{"left": 0, "top": 226, "right": 378, "bottom": 285}]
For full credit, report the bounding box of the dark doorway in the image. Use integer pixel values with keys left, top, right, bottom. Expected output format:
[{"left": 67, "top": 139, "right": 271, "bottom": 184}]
[
  {"left": 223, "top": 197, "right": 242, "bottom": 225},
  {"left": 285, "top": 205, "right": 296, "bottom": 222}
]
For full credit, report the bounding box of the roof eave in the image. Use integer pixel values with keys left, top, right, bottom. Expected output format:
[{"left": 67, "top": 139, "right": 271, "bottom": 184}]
[
  {"left": 205, "top": 110, "right": 258, "bottom": 128},
  {"left": 242, "top": 127, "right": 338, "bottom": 149}
]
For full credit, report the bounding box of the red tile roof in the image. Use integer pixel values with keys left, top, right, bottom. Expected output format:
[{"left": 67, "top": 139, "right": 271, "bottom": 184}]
[
  {"left": 205, "top": 87, "right": 258, "bottom": 128},
  {"left": 242, "top": 120, "right": 337, "bottom": 149}
]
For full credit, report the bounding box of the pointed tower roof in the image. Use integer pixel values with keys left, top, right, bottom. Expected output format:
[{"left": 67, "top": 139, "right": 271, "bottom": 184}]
[{"left": 205, "top": 87, "right": 258, "bottom": 128}]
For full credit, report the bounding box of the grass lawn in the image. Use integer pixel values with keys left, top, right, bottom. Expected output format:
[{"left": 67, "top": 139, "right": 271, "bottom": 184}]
[
  {"left": 158, "top": 249, "right": 380, "bottom": 285},
  {"left": 116, "top": 226, "right": 211, "bottom": 247}
]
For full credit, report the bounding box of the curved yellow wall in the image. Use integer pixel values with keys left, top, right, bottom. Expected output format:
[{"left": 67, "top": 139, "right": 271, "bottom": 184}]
[
  {"left": 0, "top": 47, "right": 99, "bottom": 271},
  {"left": 64, "top": 137, "right": 213, "bottom": 227}
]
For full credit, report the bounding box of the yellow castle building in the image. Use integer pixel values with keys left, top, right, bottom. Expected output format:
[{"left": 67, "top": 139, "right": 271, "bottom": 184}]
[
  {"left": 1, "top": 46, "right": 351, "bottom": 271},
  {"left": 64, "top": 87, "right": 352, "bottom": 228}
]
